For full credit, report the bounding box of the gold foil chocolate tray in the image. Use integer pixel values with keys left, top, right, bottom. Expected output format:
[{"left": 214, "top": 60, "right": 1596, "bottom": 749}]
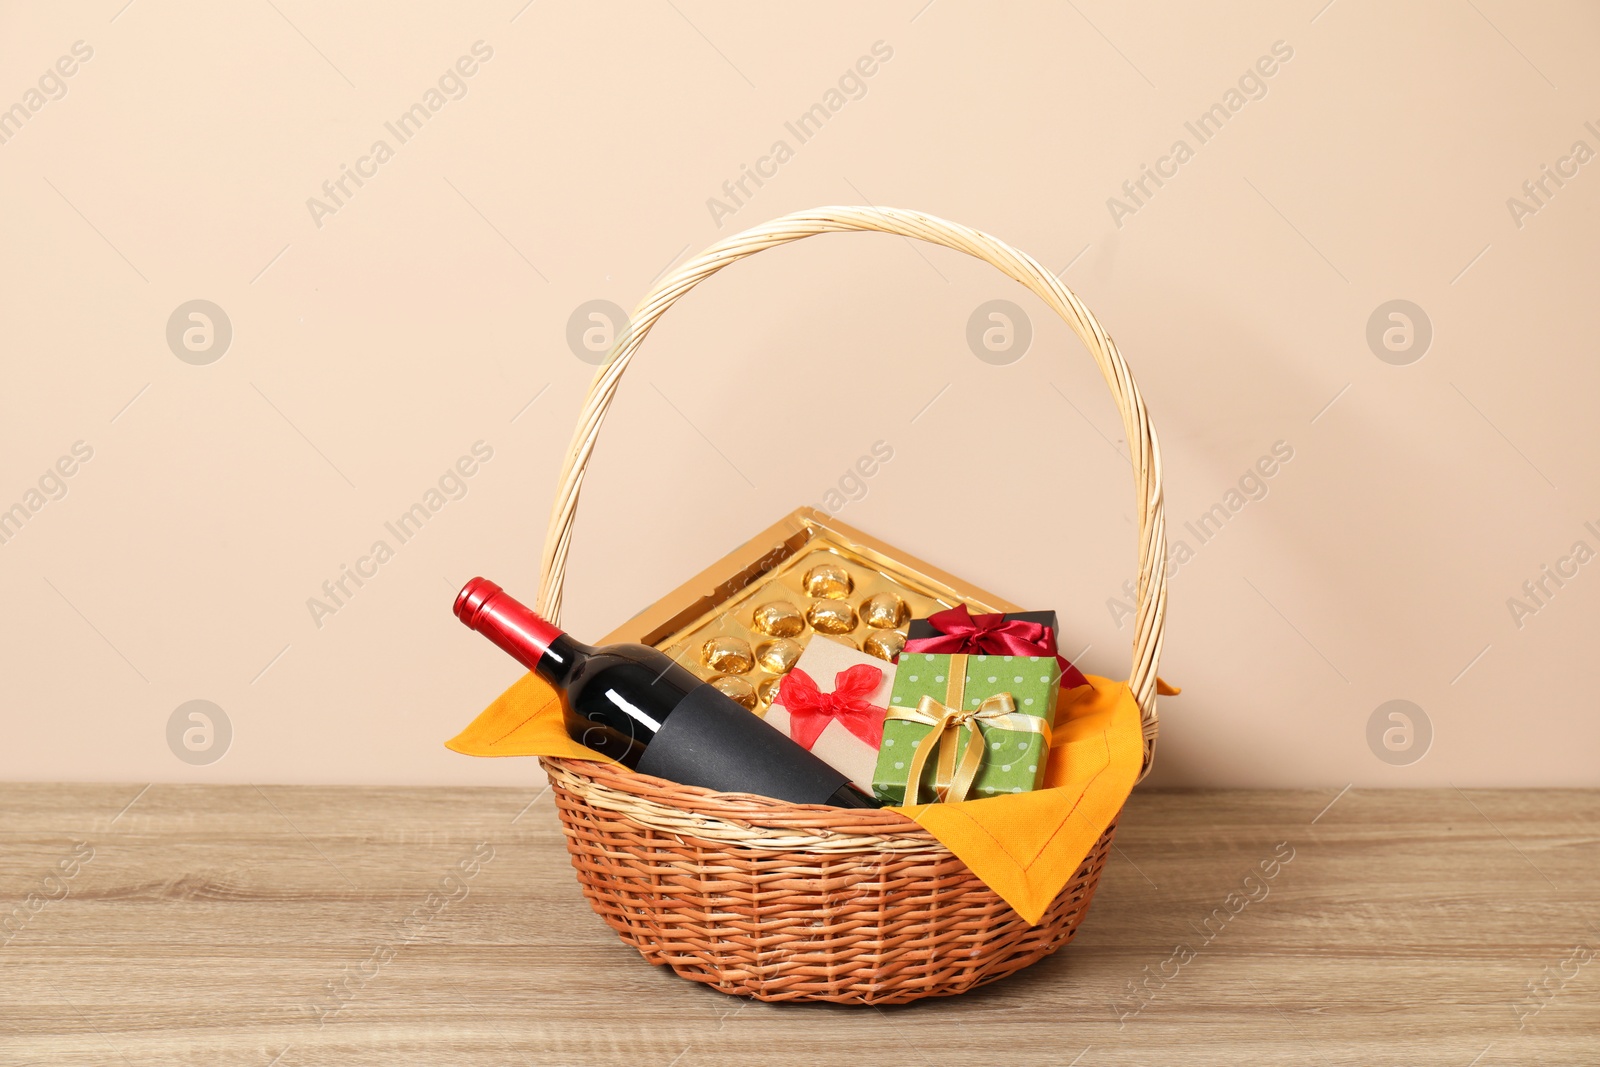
[{"left": 598, "top": 508, "right": 1019, "bottom": 715}]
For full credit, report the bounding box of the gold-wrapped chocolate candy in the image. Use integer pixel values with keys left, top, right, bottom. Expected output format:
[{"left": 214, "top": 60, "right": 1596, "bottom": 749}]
[
  {"left": 711, "top": 675, "right": 757, "bottom": 710},
  {"left": 751, "top": 601, "right": 804, "bottom": 638},
  {"left": 802, "top": 562, "right": 853, "bottom": 599},
  {"left": 859, "top": 591, "right": 908, "bottom": 630},
  {"left": 755, "top": 638, "right": 802, "bottom": 675},
  {"left": 807, "top": 600, "right": 857, "bottom": 635},
  {"left": 606, "top": 511, "right": 1018, "bottom": 709},
  {"left": 862, "top": 629, "right": 906, "bottom": 662},
  {"left": 700, "top": 636, "right": 754, "bottom": 674}
]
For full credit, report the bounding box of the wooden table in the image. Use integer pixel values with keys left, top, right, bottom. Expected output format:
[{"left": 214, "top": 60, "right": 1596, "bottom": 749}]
[{"left": 2, "top": 785, "right": 1595, "bottom": 1065}]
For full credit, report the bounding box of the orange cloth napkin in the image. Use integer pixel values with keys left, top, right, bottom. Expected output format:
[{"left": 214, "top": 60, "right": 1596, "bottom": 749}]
[{"left": 446, "top": 670, "right": 1145, "bottom": 925}]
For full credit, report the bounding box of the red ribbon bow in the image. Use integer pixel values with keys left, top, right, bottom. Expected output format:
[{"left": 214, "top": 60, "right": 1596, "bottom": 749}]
[
  {"left": 773, "top": 664, "right": 887, "bottom": 750},
  {"left": 901, "top": 604, "right": 1089, "bottom": 689}
]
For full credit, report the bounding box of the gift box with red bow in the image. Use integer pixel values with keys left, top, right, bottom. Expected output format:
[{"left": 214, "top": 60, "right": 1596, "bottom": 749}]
[
  {"left": 765, "top": 636, "right": 894, "bottom": 792},
  {"left": 904, "top": 604, "right": 1089, "bottom": 690}
]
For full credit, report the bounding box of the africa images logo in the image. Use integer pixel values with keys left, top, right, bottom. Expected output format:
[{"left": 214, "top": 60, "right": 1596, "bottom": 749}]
[
  {"left": 704, "top": 41, "right": 894, "bottom": 228},
  {"left": 305, "top": 42, "right": 494, "bottom": 228},
  {"left": 1104, "top": 40, "right": 1294, "bottom": 228}
]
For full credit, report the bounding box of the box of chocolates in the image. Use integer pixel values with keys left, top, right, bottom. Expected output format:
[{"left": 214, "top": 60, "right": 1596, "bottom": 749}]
[{"left": 597, "top": 508, "right": 1019, "bottom": 716}]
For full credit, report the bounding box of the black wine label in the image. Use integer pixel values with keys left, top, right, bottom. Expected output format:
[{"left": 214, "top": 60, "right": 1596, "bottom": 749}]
[{"left": 637, "top": 683, "right": 852, "bottom": 805}]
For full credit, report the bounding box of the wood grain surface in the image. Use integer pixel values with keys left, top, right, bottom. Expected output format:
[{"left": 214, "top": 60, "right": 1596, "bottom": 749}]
[{"left": 1, "top": 785, "right": 1595, "bottom": 1065}]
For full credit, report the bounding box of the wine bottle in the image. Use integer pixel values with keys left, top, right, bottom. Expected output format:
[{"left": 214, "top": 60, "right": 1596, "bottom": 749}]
[{"left": 454, "top": 578, "right": 881, "bottom": 809}]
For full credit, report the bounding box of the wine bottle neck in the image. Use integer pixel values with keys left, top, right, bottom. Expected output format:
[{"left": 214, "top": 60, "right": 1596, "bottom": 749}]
[{"left": 454, "top": 578, "right": 585, "bottom": 680}]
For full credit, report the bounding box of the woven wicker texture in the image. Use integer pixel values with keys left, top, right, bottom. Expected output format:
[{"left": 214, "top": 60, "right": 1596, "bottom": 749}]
[
  {"left": 532, "top": 207, "right": 1165, "bottom": 1003},
  {"left": 545, "top": 756, "right": 1116, "bottom": 1004}
]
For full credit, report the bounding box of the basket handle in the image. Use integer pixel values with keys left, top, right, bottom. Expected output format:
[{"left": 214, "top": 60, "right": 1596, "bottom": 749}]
[{"left": 536, "top": 206, "right": 1166, "bottom": 775}]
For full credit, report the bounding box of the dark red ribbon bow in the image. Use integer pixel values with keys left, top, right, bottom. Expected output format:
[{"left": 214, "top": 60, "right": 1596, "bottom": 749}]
[
  {"left": 774, "top": 664, "right": 887, "bottom": 750},
  {"left": 902, "top": 604, "right": 1089, "bottom": 689}
]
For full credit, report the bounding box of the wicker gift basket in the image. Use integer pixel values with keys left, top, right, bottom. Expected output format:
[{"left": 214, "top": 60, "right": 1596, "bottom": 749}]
[{"left": 532, "top": 207, "right": 1166, "bottom": 1005}]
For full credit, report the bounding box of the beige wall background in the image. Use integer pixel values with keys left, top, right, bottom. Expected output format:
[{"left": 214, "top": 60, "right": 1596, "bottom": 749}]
[{"left": 2, "top": 1, "right": 1596, "bottom": 788}]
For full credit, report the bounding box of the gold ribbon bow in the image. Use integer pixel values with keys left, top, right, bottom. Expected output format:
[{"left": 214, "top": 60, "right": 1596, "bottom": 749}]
[{"left": 885, "top": 654, "right": 1052, "bottom": 805}]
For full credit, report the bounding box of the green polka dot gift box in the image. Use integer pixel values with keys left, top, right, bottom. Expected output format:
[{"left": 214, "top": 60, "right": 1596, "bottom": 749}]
[{"left": 872, "top": 651, "right": 1060, "bottom": 806}]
